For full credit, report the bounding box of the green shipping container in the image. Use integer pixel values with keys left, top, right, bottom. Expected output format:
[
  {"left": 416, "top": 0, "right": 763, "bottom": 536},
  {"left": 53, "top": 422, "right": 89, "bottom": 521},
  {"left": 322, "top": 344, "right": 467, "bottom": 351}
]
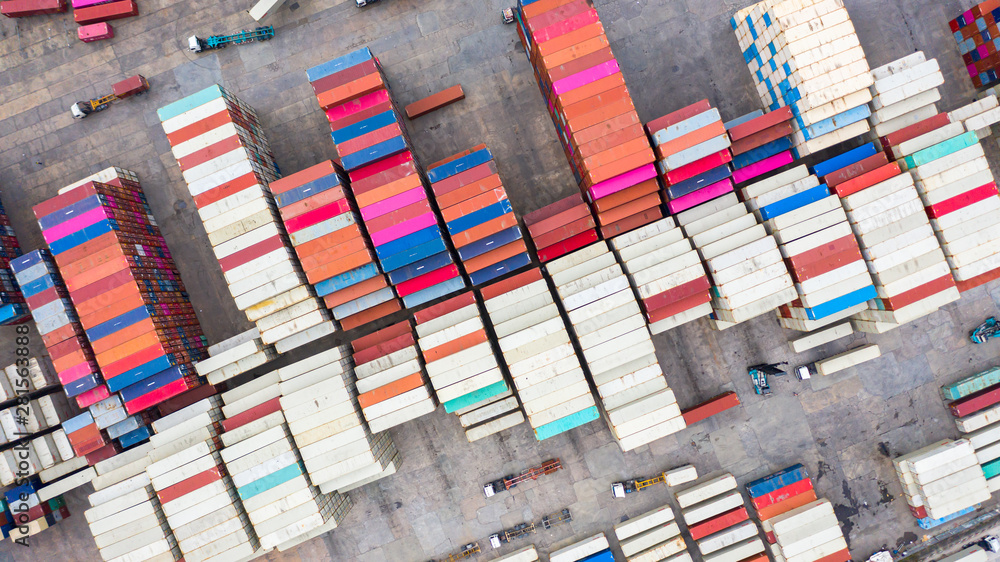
[{"left": 942, "top": 367, "right": 1000, "bottom": 401}]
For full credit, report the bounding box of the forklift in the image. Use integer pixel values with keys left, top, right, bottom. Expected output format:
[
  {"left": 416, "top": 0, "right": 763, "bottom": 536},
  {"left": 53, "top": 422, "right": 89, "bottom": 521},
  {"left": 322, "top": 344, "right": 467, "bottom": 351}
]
[
  {"left": 489, "top": 523, "right": 535, "bottom": 549},
  {"left": 483, "top": 459, "right": 562, "bottom": 498},
  {"left": 612, "top": 473, "right": 666, "bottom": 498},
  {"left": 188, "top": 26, "right": 274, "bottom": 53},
  {"left": 71, "top": 75, "right": 149, "bottom": 119},
  {"left": 971, "top": 317, "right": 1000, "bottom": 344},
  {"left": 748, "top": 362, "right": 788, "bottom": 395}
]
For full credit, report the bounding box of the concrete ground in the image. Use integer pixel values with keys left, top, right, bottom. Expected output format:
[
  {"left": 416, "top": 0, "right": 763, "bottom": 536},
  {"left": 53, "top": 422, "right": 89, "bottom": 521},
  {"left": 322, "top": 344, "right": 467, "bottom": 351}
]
[{"left": 0, "top": 0, "right": 998, "bottom": 560}]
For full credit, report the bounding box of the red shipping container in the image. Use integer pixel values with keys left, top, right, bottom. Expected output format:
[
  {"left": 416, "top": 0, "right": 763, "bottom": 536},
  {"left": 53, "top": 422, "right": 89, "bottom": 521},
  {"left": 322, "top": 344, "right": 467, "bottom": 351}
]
[
  {"left": 951, "top": 383, "right": 1000, "bottom": 417},
  {"left": 74, "top": 0, "right": 138, "bottom": 25},
  {"left": 78, "top": 21, "right": 113, "bottom": 42},
  {"left": 480, "top": 268, "right": 544, "bottom": 301},
  {"left": 687, "top": 506, "right": 748, "bottom": 540},
  {"left": 1, "top": 0, "right": 67, "bottom": 17},
  {"left": 681, "top": 391, "right": 741, "bottom": 425}
]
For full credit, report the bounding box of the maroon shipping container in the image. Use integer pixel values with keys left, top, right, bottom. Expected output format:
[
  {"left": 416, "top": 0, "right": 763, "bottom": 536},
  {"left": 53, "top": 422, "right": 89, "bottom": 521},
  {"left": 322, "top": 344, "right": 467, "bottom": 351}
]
[
  {"left": 78, "top": 21, "right": 114, "bottom": 42},
  {"left": 682, "top": 391, "right": 740, "bottom": 425},
  {"left": 949, "top": 383, "right": 1000, "bottom": 417},
  {"left": 1, "top": 0, "right": 67, "bottom": 17},
  {"left": 112, "top": 74, "right": 148, "bottom": 97},
  {"left": 74, "top": 0, "right": 137, "bottom": 25}
]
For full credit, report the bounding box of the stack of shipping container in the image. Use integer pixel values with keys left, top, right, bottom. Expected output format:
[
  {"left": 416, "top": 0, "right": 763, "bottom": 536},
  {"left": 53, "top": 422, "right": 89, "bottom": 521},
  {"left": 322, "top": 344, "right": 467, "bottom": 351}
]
[
  {"left": 867, "top": 51, "right": 944, "bottom": 139},
  {"left": 951, "top": 1, "right": 1000, "bottom": 89},
  {"left": 0, "top": 195, "right": 28, "bottom": 325},
  {"left": 413, "top": 292, "right": 525, "bottom": 442},
  {"left": 746, "top": 465, "right": 845, "bottom": 561},
  {"left": 306, "top": 48, "right": 466, "bottom": 308},
  {"left": 894, "top": 439, "right": 990, "bottom": 528},
  {"left": 159, "top": 85, "right": 335, "bottom": 353},
  {"left": 426, "top": 146, "right": 531, "bottom": 285},
  {"left": 941, "top": 546, "right": 991, "bottom": 562},
  {"left": 351, "top": 320, "right": 437, "bottom": 432},
  {"left": 524, "top": 194, "right": 599, "bottom": 262},
  {"left": 10, "top": 250, "right": 109, "bottom": 408},
  {"left": 944, "top": 367, "right": 1000, "bottom": 492},
  {"left": 610, "top": 218, "right": 712, "bottom": 334},
  {"left": 219, "top": 377, "right": 351, "bottom": 551},
  {"left": 146, "top": 395, "right": 262, "bottom": 561},
  {"left": 33, "top": 173, "right": 206, "bottom": 447},
  {"left": 612, "top": 503, "right": 689, "bottom": 562},
  {"left": 815, "top": 141, "right": 958, "bottom": 333},
  {"left": 268, "top": 161, "right": 401, "bottom": 330},
  {"left": 276, "top": 348, "right": 399, "bottom": 495},
  {"left": 869, "top": 53, "right": 1000, "bottom": 291},
  {"left": 481, "top": 268, "right": 598, "bottom": 440},
  {"left": 514, "top": 0, "right": 662, "bottom": 236},
  {"left": 84, "top": 443, "right": 178, "bottom": 562},
  {"left": 727, "top": 108, "right": 795, "bottom": 190},
  {"left": 3, "top": 479, "right": 70, "bottom": 542},
  {"left": 732, "top": 0, "right": 873, "bottom": 157},
  {"left": 495, "top": 546, "right": 540, "bottom": 562},
  {"left": 647, "top": 102, "right": 735, "bottom": 216},
  {"left": 765, "top": 499, "right": 847, "bottom": 562},
  {"left": 194, "top": 328, "right": 277, "bottom": 386},
  {"left": 649, "top": 102, "right": 796, "bottom": 328},
  {"left": 675, "top": 474, "right": 765, "bottom": 562},
  {"left": 546, "top": 241, "right": 686, "bottom": 450},
  {"left": 740, "top": 158, "right": 877, "bottom": 331},
  {"left": 549, "top": 533, "right": 613, "bottom": 562}
]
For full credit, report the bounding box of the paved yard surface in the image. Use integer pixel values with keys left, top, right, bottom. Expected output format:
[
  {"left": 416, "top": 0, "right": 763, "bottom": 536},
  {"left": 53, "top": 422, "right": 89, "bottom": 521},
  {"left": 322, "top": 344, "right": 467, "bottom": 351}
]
[{"left": 0, "top": 0, "right": 998, "bottom": 560}]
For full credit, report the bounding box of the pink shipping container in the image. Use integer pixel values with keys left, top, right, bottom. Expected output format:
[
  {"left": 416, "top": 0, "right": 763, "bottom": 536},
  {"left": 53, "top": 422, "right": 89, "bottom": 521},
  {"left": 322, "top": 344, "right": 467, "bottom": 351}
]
[
  {"left": 78, "top": 21, "right": 114, "bottom": 42},
  {"left": 1, "top": 0, "right": 67, "bottom": 17}
]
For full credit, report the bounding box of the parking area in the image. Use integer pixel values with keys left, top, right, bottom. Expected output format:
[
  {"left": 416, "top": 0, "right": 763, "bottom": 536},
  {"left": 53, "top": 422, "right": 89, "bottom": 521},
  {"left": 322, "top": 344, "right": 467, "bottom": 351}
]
[{"left": 1, "top": 0, "right": 1000, "bottom": 560}]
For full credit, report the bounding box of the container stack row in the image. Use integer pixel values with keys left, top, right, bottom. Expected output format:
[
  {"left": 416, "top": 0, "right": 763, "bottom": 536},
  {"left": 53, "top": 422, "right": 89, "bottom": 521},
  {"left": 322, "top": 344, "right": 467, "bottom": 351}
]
[
  {"left": 546, "top": 241, "right": 685, "bottom": 450},
  {"left": 733, "top": 0, "right": 873, "bottom": 157},
  {"left": 413, "top": 292, "right": 525, "bottom": 442},
  {"left": 727, "top": 107, "right": 796, "bottom": 190},
  {"left": 218, "top": 379, "right": 351, "bottom": 552},
  {"left": 941, "top": 546, "right": 990, "bottom": 562},
  {"left": 84, "top": 443, "right": 178, "bottom": 562},
  {"left": 951, "top": 1, "right": 1000, "bottom": 89},
  {"left": 158, "top": 85, "right": 335, "bottom": 354},
  {"left": 765, "top": 499, "right": 848, "bottom": 562},
  {"left": 273, "top": 350, "right": 392, "bottom": 495},
  {"left": 745, "top": 465, "right": 834, "bottom": 559},
  {"left": 893, "top": 439, "right": 989, "bottom": 528},
  {"left": 610, "top": 218, "right": 712, "bottom": 334},
  {"left": 145, "top": 395, "right": 261, "bottom": 561},
  {"left": 33, "top": 173, "right": 206, "bottom": 438},
  {"left": 675, "top": 473, "right": 765, "bottom": 562},
  {"left": 815, "top": 142, "right": 959, "bottom": 332},
  {"left": 612, "top": 503, "right": 689, "bottom": 562},
  {"left": 1, "top": 0, "right": 68, "bottom": 18},
  {"left": 4, "top": 479, "right": 70, "bottom": 542},
  {"left": 866, "top": 51, "right": 944, "bottom": 140},
  {"left": 268, "top": 161, "right": 401, "bottom": 330},
  {"left": 193, "top": 328, "right": 277, "bottom": 386},
  {"left": 351, "top": 321, "right": 437, "bottom": 432},
  {"left": 549, "top": 533, "right": 613, "bottom": 562},
  {"left": 942, "top": 367, "right": 1000, "bottom": 491},
  {"left": 275, "top": 347, "right": 399, "bottom": 495},
  {"left": 480, "top": 269, "right": 598, "bottom": 440},
  {"left": 740, "top": 159, "right": 877, "bottom": 331},
  {"left": 306, "top": 47, "right": 466, "bottom": 309},
  {"left": 654, "top": 103, "right": 796, "bottom": 328},
  {"left": 524, "top": 194, "right": 599, "bottom": 262},
  {"left": 426, "top": 146, "right": 531, "bottom": 285},
  {"left": 871, "top": 53, "right": 1000, "bottom": 289},
  {"left": 514, "top": 0, "right": 662, "bottom": 236},
  {"left": 495, "top": 546, "right": 540, "bottom": 562},
  {"left": 0, "top": 194, "right": 28, "bottom": 325},
  {"left": 647, "top": 100, "right": 735, "bottom": 216},
  {"left": 10, "top": 250, "right": 110, "bottom": 408}
]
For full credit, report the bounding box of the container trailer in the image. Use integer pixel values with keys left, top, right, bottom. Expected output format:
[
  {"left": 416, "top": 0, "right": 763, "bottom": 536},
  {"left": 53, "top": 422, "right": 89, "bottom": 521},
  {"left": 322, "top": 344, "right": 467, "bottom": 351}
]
[
  {"left": 188, "top": 26, "right": 274, "bottom": 52},
  {"left": 71, "top": 75, "right": 148, "bottom": 119}
]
